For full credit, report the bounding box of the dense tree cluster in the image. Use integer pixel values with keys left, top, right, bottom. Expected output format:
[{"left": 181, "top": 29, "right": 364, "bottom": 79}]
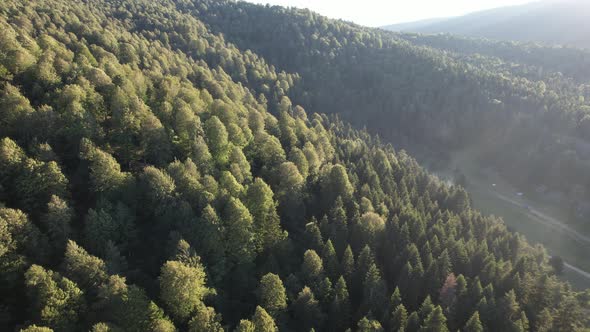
[
  {"left": 191, "top": 0, "right": 590, "bottom": 219},
  {"left": 0, "top": 0, "right": 589, "bottom": 331}
]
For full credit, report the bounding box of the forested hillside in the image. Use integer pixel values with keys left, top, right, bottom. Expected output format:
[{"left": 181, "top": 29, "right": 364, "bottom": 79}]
[
  {"left": 0, "top": 0, "right": 589, "bottom": 331},
  {"left": 189, "top": 0, "right": 590, "bottom": 218}
]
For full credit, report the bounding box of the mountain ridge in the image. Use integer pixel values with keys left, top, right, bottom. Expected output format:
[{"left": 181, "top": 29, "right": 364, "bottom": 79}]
[{"left": 382, "top": 0, "right": 590, "bottom": 49}]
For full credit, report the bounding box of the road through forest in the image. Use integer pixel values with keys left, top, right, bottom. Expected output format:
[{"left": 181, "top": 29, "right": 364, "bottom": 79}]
[{"left": 474, "top": 180, "right": 590, "bottom": 282}]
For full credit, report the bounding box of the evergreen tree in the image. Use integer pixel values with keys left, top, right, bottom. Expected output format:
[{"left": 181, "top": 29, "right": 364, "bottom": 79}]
[
  {"left": 322, "top": 239, "right": 340, "bottom": 280},
  {"left": 159, "top": 260, "right": 210, "bottom": 322},
  {"left": 246, "top": 178, "right": 286, "bottom": 252},
  {"left": 341, "top": 245, "right": 355, "bottom": 281},
  {"left": 292, "top": 286, "right": 324, "bottom": 331},
  {"left": 302, "top": 249, "right": 324, "bottom": 283},
  {"left": 223, "top": 197, "right": 256, "bottom": 266},
  {"left": 329, "top": 276, "right": 351, "bottom": 331},
  {"left": 235, "top": 320, "right": 256, "bottom": 332},
  {"left": 187, "top": 304, "right": 224, "bottom": 332},
  {"left": 361, "top": 263, "right": 387, "bottom": 318},
  {"left": 258, "top": 273, "right": 287, "bottom": 316},
  {"left": 305, "top": 219, "right": 324, "bottom": 252},
  {"left": 419, "top": 306, "right": 449, "bottom": 332},
  {"left": 357, "top": 317, "right": 384, "bottom": 332},
  {"left": 62, "top": 240, "right": 108, "bottom": 290},
  {"left": 252, "top": 306, "right": 278, "bottom": 332},
  {"left": 390, "top": 304, "right": 408, "bottom": 332},
  {"left": 463, "top": 311, "right": 483, "bottom": 332},
  {"left": 406, "top": 312, "right": 421, "bottom": 332},
  {"left": 25, "top": 265, "right": 85, "bottom": 332}
]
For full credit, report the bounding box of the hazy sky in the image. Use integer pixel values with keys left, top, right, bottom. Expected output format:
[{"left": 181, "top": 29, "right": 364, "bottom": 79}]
[{"left": 245, "top": 0, "right": 536, "bottom": 27}]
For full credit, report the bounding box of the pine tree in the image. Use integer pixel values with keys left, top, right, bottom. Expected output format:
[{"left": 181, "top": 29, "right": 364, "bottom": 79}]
[
  {"left": 305, "top": 219, "right": 324, "bottom": 252},
  {"left": 235, "top": 320, "right": 255, "bottom": 332},
  {"left": 329, "top": 197, "right": 349, "bottom": 253},
  {"left": 419, "top": 306, "right": 449, "bottom": 332},
  {"left": 389, "top": 287, "right": 403, "bottom": 310},
  {"left": 292, "top": 286, "right": 324, "bottom": 331},
  {"left": 361, "top": 263, "right": 387, "bottom": 317},
  {"left": 535, "top": 308, "right": 553, "bottom": 332},
  {"left": 322, "top": 239, "right": 340, "bottom": 280},
  {"left": 258, "top": 273, "right": 287, "bottom": 316},
  {"left": 25, "top": 265, "right": 86, "bottom": 331},
  {"left": 188, "top": 304, "right": 224, "bottom": 332},
  {"left": 42, "top": 195, "right": 72, "bottom": 253},
  {"left": 406, "top": 312, "right": 420, "bottom": 332},
  {"left": 204, "top": 116, "right": 230, "bottom": 165},
  {"left": 252, "top": 306, "right": 278, "bottom": 332},
  {"left": 463, "top": 311, "right": 483, "bottom": 332},
  {"left": 223, "top": 197, "right": 256, "bottom": 266},
  {"left": 357, "top": 317, "right": 384, "bottom": 332},
  {"left": 390, "top": 304, "right": 408, "bottom": 332},
  {"left": 418, "top": 296, "right": 435, "bottom": 322},
  {"left": 246, "top": 178, "right": 286, "bottom": 252},
  {"left": 62, "top": 240, "right": 108, "bottom": 290},
  {"left": 329, "top": 276, "right": 351, "bottom": 331},
  {"left": 341, "top": 245, "right": 355, "bottom": 281},
  {"left": 302, "top": 249, "right": 324, "bottom": 283},
  {"left": 159, "top": 260, "right": 210, "bottom": 321}
]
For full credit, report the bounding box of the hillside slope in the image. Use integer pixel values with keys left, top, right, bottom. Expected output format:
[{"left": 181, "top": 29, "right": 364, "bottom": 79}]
[
  {"left": 192, "top": 0, "right": 590, "bottom": 217},
  {"left": 0, "top": 0, "right": 589, "bottom": 331},
  {"left": 383, "top": 0, "right": 590, "bottom": 49}
]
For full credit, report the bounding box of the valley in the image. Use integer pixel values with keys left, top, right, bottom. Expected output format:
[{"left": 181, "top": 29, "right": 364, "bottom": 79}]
[
  {"left": 1, "top": 0, "right": 589, "bottom": 330},
  {"left": 426, "top": 147, "right": 590, "bottom": 290}
]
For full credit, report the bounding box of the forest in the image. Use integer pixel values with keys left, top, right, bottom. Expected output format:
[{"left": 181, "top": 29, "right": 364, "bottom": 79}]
[
  {"left": 190, "top": 0, "right": 590, "bottom": 219},
  {"left": 0, "top": 0, "right": 589, "bottom": 331}
]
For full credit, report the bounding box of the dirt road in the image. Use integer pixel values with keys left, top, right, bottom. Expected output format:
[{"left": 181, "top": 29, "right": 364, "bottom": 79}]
[
  {"left": 491, "top": 191, "right": 590, "bottom": 246},
  {"left": 486, "top": 190, "right": 590, "bottom": 281}
]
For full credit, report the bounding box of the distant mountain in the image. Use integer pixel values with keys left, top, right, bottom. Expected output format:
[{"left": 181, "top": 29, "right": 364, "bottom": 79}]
[
  {"left": 382, "top": 0, "right": 590, "bottom": 49},
  {"left": 382, "top": 17, "right": 449, "bottom": 32}
]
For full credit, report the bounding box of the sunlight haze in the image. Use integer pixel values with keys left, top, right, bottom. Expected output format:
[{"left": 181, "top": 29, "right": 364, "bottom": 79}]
[{"left": 246, "top": 0, "right": 536, "bottom": 27}]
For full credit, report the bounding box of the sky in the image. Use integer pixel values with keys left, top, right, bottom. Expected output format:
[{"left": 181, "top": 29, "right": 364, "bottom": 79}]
[{"left": 245, "top": 0, "right": 536, "bottom": 27}]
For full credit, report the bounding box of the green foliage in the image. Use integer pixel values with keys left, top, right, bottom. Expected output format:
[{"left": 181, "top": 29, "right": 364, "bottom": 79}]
[
  {"left": 329, "top": 276, "right": 351, "bottom": 331},
  {"left": 223, "top": 197, "right": 256, "bottom": 265},
  {"left": 390, "top": 304, "right": 408, "bottom": 332},
  {"left": 20, "top": 326, "right": 54, "bottom": 332},
  {"left": 252, "top": 306, "right": 278, "bottom": 332},
  {"left": 159, "top": 260, "right": 210, "bottom": 322},
  {"left": 302, "top": 249, "right": 324, "bottom": 282},
  {"left": 0, "top": 0, "right": 588, "bottom": 330},
  {"left": 293, "top": 286, "right": 324, "bottom": 331},
  {"left": 246, "top": 178, "right": 286, "bottom": 251},
  {"left": 357, "top": 317, "right": 384, "bottom": 332},
  {"left": 187, "top": 304, "right": 224, "bottom": 332},
  {"left": 258, "top": 273, "right": 287, "bottom": 316},
  {"left": 419, "top": 306, "right": 449, "bottom": 332},
  {"left": 80, "top": 139, "right": 131, "bottom": 196},
  {"left": 62, "top": 240, "right": 107, "bottom": 290},
  {"left": 25, "top": 265, "right": 85, "bottom": 331},
  {"left": 42, "top": 196, "right": 72, "bottom": 252},
  {"left": 463, "top": 311, "right": 483, "bottom": 332}
]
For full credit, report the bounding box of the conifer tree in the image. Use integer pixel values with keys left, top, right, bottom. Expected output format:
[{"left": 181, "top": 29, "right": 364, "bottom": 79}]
[
  {"left": 258, "top": 273, "right": 287, "bottom": 316},
  {"left": 159, "top": 260, "right": 210, "bottom": 322},
  {"left": 25, "top": 265, "right": 86, "bottom": 331},
  {"left": 390, "top": 304, "right": 408, "bottom": 332},
  {"left": 419, "top": 306, "right": 449, "bottom": 332},
  {"left": 322, "top": 239, "right": 340, "bottom": 280},
  {"left": 463, "top": 311, "right": 483, "bottom": 332},
  {"left": 252, "top": 306, "right": 278, "bottom": 332}
]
